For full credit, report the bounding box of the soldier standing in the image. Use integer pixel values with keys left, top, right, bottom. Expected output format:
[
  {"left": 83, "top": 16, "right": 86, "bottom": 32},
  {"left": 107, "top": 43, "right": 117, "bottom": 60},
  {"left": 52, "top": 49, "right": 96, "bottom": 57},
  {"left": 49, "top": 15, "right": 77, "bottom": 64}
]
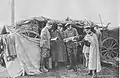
[
  {"left": 64, "top": 23, "right": 78, "bottom": 72},
  {"left": 40, "top": 21, "right": 53, "bottom": 72}
]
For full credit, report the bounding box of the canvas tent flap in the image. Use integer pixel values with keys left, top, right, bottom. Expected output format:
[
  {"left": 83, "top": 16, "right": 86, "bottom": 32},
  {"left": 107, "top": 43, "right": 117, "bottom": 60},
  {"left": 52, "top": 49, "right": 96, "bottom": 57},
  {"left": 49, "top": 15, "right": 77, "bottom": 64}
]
[
  {"left": 4, "top": 33, "right": 41, "bottom": 78},
  {"left": 4, "top": 55, "right": 23, "bottom": 78}
]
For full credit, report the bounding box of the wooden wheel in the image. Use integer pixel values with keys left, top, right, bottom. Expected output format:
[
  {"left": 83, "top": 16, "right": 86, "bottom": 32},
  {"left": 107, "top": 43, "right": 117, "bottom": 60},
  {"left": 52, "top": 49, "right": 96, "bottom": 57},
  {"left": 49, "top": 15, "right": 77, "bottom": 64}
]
[{"left": 101, "top": 37, "right": 118, "bottom": 59}]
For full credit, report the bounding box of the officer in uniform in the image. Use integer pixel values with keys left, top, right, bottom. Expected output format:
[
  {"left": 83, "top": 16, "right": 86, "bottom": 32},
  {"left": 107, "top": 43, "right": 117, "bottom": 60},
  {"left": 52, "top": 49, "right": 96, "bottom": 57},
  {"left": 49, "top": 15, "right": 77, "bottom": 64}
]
[
  {"left": 40, "top": 21, "right": 53, "bottom": 72},
  {"left": 64, "top": 23, "right": 78, "bottom": 72}
]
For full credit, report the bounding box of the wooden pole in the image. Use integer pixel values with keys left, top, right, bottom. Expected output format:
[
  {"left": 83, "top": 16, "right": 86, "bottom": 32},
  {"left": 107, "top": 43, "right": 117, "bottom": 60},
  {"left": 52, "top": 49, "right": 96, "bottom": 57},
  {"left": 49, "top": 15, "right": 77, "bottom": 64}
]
[
  {"left": 99, "top": 14, "right": 103, "bottom": 27},
  {"left": 11, "top": 0, "right": 15, "bottom": 26}
]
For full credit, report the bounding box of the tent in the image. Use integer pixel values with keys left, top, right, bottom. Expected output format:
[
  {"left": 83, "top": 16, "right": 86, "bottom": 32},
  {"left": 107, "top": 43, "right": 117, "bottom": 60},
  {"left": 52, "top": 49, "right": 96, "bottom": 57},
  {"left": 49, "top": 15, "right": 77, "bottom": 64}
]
[{"left": 0, "top": 16, "right": 49, "bottom": 78}]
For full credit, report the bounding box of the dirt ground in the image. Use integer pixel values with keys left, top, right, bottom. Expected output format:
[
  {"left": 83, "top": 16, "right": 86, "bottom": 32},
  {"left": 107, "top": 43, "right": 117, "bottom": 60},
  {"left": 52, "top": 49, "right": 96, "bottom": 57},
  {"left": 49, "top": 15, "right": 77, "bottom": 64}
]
[{"left": 0, "top": 64, "right": 118, "bottom": 78}]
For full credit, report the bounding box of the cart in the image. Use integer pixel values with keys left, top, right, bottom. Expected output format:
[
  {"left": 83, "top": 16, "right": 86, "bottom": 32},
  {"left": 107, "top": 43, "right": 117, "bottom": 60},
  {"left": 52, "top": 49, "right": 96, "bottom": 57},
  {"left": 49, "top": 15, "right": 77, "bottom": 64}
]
[{"left": 100, "top": 27, "right": 119, "bottom": 59}]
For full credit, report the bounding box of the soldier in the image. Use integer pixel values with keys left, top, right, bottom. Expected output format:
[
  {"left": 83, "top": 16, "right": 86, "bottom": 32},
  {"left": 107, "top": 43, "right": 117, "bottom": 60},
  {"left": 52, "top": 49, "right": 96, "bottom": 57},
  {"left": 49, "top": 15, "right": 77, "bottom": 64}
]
[
  {"left": 64, "top": 23, "right": 78, "bottom": 72},
  {"left": 40, "top": 21, "right": 53, "bottom": 72}
]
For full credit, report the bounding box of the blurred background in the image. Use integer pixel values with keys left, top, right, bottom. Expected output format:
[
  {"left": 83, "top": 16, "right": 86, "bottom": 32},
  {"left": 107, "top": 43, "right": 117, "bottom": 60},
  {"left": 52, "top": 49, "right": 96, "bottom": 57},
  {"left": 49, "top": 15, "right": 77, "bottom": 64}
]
[{"left": 0, "top": 0, "right": 118, "bottom": 29}]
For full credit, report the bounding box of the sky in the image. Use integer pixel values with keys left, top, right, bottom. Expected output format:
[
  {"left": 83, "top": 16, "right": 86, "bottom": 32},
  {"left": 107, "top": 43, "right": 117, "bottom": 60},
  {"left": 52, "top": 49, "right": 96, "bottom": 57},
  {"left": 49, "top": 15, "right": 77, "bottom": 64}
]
[{"left": 0, "top": 0, "right": 118, "bottom": 29}]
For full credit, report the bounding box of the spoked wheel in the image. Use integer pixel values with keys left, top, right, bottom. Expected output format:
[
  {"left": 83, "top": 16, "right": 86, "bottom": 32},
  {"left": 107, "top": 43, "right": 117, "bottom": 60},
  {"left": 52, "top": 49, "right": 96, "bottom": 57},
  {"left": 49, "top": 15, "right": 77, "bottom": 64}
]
[{"left": 101, "top": 37, "right": 119, "bottom": 59}]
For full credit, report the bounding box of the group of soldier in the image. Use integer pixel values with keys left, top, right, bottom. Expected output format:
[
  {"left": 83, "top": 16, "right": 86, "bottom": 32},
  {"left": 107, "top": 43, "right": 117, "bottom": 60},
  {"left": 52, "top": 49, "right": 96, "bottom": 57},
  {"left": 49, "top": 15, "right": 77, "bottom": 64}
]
[{"left": 40, "top": 20, "right": 101, "bottom": 76}]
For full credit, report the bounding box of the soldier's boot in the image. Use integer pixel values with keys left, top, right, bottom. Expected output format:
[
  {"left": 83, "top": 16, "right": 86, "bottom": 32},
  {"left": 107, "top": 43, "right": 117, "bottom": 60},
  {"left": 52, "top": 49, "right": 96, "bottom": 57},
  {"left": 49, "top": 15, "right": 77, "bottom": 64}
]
[
  {"left": 73, "top": 66, "right": 77, "bottom": 72},
  {"left": 92, "top": 70, "right": 96, "bottom": 77},
  {"left": 73, "top": 62, "right": 77, "bottom": 72},
  {"left": 44, "top": 58, "right": 49, "bottom": 71},
  {"left": 87, "top": 70, "right": 93, "bottom": 76},
  {"left": 44, "top": 58, "right": 49, "bottom": 70},
  {"left": 67, "top": 59, "right": 73, "bottom": 70},
  {"left": 39, "top": 58, "right": 48, "bottom": 73},
  {"left": 43, "top": 66, "right": 49, "bottom": 72}
]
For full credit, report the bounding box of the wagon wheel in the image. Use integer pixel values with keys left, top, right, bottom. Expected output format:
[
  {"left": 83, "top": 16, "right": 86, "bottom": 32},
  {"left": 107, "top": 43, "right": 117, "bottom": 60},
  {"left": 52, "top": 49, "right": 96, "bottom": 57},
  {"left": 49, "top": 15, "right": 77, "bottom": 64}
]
[{"left": 101, "top": 37, "right": 118, "bottom": 59}]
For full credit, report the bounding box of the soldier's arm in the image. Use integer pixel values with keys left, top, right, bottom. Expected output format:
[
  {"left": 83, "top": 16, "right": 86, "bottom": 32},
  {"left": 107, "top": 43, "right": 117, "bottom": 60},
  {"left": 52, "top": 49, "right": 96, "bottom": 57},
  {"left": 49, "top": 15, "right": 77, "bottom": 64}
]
[
  {"left": 40, "top": 30, "right": 46, "bottom": 40},
  {"left": 40, "top": 30, "right": 47, "bottom": 47},
  {"left": 63, "top": 30, "right": 69, "bottom": 42},
  {"left": 73, "top": 28, "right": 79, "bottom": 41}
]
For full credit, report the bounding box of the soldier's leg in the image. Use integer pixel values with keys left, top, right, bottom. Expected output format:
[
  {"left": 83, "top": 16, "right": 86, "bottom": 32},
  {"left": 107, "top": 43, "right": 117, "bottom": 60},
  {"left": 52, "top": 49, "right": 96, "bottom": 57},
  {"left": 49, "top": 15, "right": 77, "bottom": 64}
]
[
  {"left": 73, "top": 47, "right": 77, "bottom": 65},
  {"left": 40, "top": 48, "right": 43, "bottom": 69},
  {"left": 67, "top": 48, "right": 73, "bottom": 70},
  {"left": 40, "top": 56, "right": 46, "bottom": 72},
  {"left": 44, "top": 49, "right": 51, "bottom": 71},
  {"left": 40, "top": 48, "right": 48, "bottom": 72},
  {"left": 44, "top": 57, "right": 52, "bottom": 70},
  {"left": 72, "top": 47, "right": 77, "bottom": 72}
]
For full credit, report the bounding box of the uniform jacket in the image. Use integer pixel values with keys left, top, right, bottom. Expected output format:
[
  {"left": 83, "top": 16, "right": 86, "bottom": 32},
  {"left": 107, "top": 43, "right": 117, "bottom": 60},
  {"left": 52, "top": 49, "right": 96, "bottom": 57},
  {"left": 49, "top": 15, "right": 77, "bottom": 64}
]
[
  {"left": 64, "top": 27, "right": 78, "bottom": 48},
  {"left": 40, "top": 26, "right": 51, "bottom": 49}
]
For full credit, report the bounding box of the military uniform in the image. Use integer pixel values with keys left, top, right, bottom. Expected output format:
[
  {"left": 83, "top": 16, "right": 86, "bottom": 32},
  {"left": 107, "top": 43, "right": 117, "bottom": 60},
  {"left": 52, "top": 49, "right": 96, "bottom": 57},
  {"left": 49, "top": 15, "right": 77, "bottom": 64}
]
[
  {"left": 40, "top": 26, "right": 51, "bottom": 72},
  {"left": 64, "top": 27, "right": 78, "bottom": 71},
  {"left": 40, "top": 26, "right": 51, "bottom": 58}
]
